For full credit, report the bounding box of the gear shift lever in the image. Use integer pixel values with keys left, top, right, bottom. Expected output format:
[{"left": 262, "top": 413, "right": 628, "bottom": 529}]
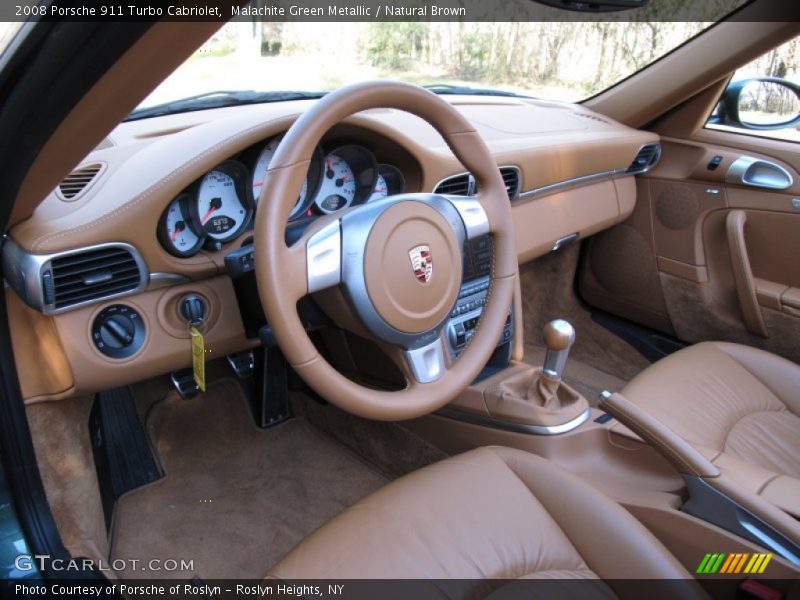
[
  {"left": 542, "top": 319, "right": 575, "bottom": 381},
  {"left": 482, "top": 317, "right": 587, "bottom": 429}
]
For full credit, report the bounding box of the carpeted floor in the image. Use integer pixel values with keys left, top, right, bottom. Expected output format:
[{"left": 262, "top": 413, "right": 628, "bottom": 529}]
[
  {"left": 110, "top": 379, "right": 387, "bottom": 580},
  {"left": 26, "top": 396, "right": 109, "bottom": 563},
  {"left": 519, "top": 244, "right": 652, "bottom": 382}
]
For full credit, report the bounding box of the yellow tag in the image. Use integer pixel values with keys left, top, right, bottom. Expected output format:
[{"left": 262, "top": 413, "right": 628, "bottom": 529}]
[{"left": 191, "top": 326, "right": 206, "bottom": 392}]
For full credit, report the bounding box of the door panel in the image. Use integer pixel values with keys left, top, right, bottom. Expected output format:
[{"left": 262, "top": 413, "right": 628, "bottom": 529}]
[{"left": 579, "top": 136, "right": 800, "bottom": 363}]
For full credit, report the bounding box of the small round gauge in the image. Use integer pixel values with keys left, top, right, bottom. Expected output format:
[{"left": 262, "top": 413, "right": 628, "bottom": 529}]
[
  {"left": 366, "top": 164, "right": 406, "bottom": 202},
  {"left": 158, "top": 193, "right": 204, "bottom": 257},
  {"left": 313, "top": 145, "right": 377, "bottom": 214},
  {"left": 250, "top": 136, "right": 323, "bottom": 219},
  {"left": 194, "top": 161, "right": 252, "bottom": 244}
]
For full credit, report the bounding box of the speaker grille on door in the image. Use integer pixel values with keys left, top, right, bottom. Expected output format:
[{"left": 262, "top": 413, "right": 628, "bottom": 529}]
[{"left": 655, "top": 184, "right": 700, "bottom": 231}]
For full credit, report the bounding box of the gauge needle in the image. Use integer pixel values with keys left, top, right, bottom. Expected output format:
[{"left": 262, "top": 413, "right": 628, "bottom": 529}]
[
  {"left": 170, "top": 221, "right": 185, "bottom": 241},
  {"left": 325, "top": 158, "right": 334, "bottom": 179},
  {"left": 201, "top": 197, "right": 222, "bottom": 224}
]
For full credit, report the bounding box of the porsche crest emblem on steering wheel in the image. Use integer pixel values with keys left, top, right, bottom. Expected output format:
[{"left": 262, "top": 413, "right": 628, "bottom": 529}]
[{"left": 409, "top": 244, "right": 433, "bottom": 284}]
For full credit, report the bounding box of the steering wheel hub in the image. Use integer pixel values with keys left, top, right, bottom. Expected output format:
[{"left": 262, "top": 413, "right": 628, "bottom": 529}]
[{"left": 363, "top": 201, "right": 461, "bottom": 335}]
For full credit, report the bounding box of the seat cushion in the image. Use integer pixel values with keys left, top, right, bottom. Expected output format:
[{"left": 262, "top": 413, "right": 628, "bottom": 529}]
[
  {"left": 622, "top": 342, "right": 800, "bottom": 477},
  {"left": 268, "top": 447, "right": 696, "bottom": 589}
]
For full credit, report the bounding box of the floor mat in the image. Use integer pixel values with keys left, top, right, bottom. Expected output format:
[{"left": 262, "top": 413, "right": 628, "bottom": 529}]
[{"left": 110, "top": 379, "right": 387, "bottom": 580}]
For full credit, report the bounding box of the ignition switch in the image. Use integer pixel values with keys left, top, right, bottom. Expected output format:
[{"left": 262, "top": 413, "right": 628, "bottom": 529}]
[{"left": 179, "top": 294, "right": 208, "bottom": 327}]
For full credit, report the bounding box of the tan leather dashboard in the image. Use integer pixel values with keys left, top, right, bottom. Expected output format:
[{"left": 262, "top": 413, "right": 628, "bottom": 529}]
[{"left": 6, "top": 94, "right": 657, "bottom": 402}]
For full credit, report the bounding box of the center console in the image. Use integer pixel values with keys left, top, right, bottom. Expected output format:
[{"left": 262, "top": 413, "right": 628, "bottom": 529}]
[{"left": 446, "top": 235, "right": 514, "bottom": 377}]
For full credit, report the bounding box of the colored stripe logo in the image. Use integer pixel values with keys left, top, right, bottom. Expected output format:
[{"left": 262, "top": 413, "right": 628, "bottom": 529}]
[{"left": 696, "top": 552, "right": 773, "bottom": 574}]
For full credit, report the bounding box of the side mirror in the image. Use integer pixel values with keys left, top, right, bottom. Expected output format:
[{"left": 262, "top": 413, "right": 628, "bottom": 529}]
[{"left": 713, "top": 77, "right": 800, "bottom": 131}]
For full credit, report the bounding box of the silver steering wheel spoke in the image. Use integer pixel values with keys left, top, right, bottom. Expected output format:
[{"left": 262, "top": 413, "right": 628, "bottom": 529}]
[
  {"left": 306, "top": 219, "right": 342, "bottom": 294},
  {"left": 446, "top": 196, "right": 490, "bottom": 240},
  {"left": 403, "top": 337, "right": 447, "bottom": 384}
]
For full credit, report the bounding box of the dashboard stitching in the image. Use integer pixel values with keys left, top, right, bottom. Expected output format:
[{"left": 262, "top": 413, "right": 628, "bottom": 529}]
[{"left": 31, "top": 116, "right": 301, "bottom": 252}]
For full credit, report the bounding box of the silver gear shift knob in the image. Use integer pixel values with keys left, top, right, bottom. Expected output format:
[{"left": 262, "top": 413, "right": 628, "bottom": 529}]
[{"left": 542, "top": 319, "right": 575, "bottom": 381}]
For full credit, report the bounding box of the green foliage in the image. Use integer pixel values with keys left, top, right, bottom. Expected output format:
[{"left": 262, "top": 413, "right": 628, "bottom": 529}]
[{"left": 364, "top": 23, "right": 428, "bottom": 71}]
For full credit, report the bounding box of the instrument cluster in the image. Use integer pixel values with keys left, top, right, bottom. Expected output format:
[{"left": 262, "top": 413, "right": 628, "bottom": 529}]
[{"left": 158, "top": 135, "right": 406, "bottom": 257}]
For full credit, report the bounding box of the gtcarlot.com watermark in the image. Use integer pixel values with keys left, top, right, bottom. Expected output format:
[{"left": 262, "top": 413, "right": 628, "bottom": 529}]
[{"left": 15, "top": 553, "right": 194, "bottom": 573}]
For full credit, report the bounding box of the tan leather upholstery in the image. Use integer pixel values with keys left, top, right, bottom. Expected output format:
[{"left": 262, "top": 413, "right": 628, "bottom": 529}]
[
  {"left": 269, "top": 447, "right": 699, "bottom": 591},
  {"left": 599, "top": 392, "right": 720, "bottom": 479},
  {"left": 622, "top": 341, "right": 800, "bottom": 516},
  {"left": 484, "top": 368, "right": 589, "bottom": 427}
]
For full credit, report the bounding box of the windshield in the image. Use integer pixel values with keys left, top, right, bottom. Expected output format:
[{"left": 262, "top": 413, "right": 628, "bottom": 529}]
[{"left": 137, "top": 17, "right": 738, "bottom": 113}]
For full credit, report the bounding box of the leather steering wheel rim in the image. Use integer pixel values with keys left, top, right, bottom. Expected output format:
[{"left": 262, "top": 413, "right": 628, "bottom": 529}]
[{"left": 254, "top": 80, "right": 516, "bottom": 421}]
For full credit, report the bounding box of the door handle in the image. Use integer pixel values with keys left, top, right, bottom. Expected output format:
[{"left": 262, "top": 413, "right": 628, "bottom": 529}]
[
  {"left": 726, "top": 210, "right": 767, "bottom": 337},
  {"left": 725, "top": 156, "right": 793, "bottom": 190}
]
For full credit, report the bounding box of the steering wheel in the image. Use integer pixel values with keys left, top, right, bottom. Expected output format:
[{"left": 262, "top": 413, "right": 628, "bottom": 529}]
[{"left": 254, "top": 81, "right": 516, "bottom": 420}]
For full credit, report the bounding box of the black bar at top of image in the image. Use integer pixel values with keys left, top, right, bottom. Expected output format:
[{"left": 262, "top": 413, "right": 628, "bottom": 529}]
[{"left": 2, "top": 0, "right": 798, "bottom": 23}]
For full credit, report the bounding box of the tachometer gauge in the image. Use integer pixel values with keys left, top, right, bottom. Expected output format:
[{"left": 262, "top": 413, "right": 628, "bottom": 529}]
[
  {"left": 313, "top": 145, "right": 377, "bottom": 214},
  {"left": 366, "top": 164, "right": 405, "bottom": 202},
  {"left": 194, "top": 161, "right": 252, "bottom": 244},
  {"left": 158, "top": 193, "right": 204, "bottom": 257},
  {"left": 250, "top": 136, "right": 323, "bottom": 219}
]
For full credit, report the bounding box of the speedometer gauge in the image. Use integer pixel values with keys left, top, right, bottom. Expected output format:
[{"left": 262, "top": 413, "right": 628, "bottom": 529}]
[
  {"left": 158, "top": 193, "right": 203, "bottom": 257},
  {"left": 250, "top": 137, "right": 323, "bottom": 219},
  {"left": 194, "top": 161, "right": 252, "bottom": 244}
]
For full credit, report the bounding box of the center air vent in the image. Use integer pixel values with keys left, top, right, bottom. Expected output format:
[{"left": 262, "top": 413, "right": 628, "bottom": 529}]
[
  {"left": 44, "top": 245, "right": 145, "bottom": 311},
  {"left": 57, "top": 163, "right": 105, "bottom": 201},
  {"left": 626, "top": 143, "right": 661, "bottom": 174},
  {"left": 435, "top": 166, "right": 520, "bottom": 201},
  {"left": 435, "top": 173, "right": 472, "bottom": 196},
  {"left": 500, "top": 167, "right": 521, "bottom": 200}
]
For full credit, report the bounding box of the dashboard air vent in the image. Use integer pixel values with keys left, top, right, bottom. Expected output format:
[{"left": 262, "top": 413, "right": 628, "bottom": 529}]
[
  {"left": 435, "top": 173, "right": 472, "bottom": 196},
  {"left": 626, "top": 143, "right": 661, "bottom": 174},
  {"left": 500, "top": 167, "right": 521, "bottom": 200},
  {"left": 57, "top": 163, "right": 104, "bottom": 200},
  {"left": 575, "top": 112, "right": 612, "bottom": 125},
  {"left": 46, "top": 246, "right": 144, "bottom": 310},
  {"left": 435, "top": 166, "right": 520, "bottom": 201}
]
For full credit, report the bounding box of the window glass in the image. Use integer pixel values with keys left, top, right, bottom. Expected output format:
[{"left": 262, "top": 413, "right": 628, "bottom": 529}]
[
  {"left": 137, "top": 20, "right": 729, "bottom": 111},
  {"left": 706, "top": 37, "right": 800, "bottom": 143}
]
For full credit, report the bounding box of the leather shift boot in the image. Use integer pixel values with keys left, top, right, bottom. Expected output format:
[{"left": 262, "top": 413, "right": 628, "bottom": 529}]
[{"left": 484, "top": 368, "right": 589, "bottom": 428}]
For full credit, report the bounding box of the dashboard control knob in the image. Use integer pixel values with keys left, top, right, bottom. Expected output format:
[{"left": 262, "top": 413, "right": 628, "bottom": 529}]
[
  {"left": 99, "top": 314, "right": 135, "bottom": 348},
  {"left": 92, "top": 305, "right": 145, "bottom": 359}
]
